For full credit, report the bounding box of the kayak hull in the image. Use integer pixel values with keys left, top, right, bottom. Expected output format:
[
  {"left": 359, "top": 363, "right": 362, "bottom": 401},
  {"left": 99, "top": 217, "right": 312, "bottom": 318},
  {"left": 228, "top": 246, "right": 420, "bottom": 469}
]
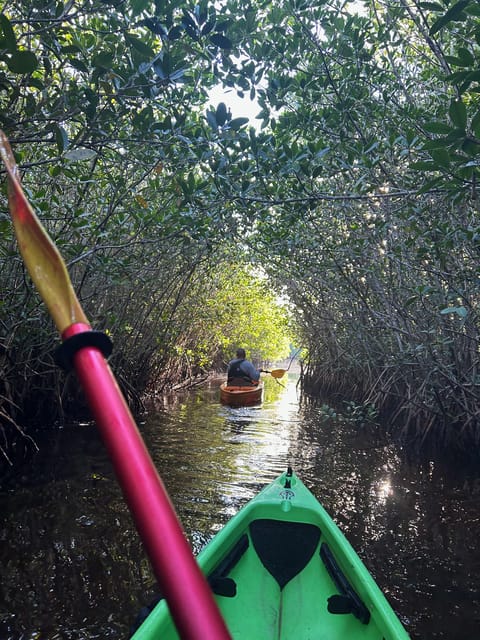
[
  {"left": 131, "top": 470, "right": 410, "bottom": 640},
  {"left": 220, "top": 381, "right": 263, "bottom": 406}
]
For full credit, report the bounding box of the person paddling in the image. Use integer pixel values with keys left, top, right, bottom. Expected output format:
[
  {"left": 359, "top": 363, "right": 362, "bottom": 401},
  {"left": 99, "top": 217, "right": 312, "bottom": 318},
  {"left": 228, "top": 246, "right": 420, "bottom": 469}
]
[{"left": 227, "top": 348, "right": 262, "bottom": 386}]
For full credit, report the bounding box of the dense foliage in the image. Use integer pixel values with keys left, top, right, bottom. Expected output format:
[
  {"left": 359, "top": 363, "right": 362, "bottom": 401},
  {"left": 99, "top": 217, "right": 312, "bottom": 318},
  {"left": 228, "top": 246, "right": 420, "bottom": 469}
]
[
  {"left": 1, "top": 0, "right": 480, "bottom": 460},
  {"left": 0, "top": 0, "right": 292, "bottom": 465},
  {"left": 213, "top": 0, "right": 480, "bottom": 456}
]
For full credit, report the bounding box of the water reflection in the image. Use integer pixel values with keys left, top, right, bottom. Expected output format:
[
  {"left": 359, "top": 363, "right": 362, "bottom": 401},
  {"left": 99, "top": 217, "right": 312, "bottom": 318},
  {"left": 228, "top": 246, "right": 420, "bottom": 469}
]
[{"left": 0, "top": 374, "right": 479, "bottom": 639}]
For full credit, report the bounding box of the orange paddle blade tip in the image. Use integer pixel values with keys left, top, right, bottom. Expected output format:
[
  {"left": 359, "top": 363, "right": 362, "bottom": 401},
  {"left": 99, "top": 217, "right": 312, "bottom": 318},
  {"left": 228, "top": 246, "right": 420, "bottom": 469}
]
[
  {"left": 0, "top": 130, "right": 88, "bottom": 333},
  {"left": 270, "top": 369, "right": 287, "bottom": 378}
]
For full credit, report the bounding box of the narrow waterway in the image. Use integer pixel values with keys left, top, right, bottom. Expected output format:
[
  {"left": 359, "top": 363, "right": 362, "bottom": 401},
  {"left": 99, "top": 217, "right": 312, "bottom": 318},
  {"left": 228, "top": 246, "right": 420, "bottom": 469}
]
[{"left": 0, "top": 375, "right": 479, "bottom": 639}]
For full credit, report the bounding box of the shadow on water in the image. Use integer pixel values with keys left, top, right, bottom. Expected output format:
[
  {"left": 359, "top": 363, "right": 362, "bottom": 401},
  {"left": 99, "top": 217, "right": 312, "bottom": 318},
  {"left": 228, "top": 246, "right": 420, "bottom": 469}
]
[{"left": 0, "top": 373, "right": 479, "bottom": 639}]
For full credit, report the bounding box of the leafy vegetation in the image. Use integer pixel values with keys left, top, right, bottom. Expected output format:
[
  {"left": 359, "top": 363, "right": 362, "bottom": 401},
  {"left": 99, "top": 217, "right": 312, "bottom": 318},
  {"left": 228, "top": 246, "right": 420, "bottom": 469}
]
[
  {"left": 214, "top": 0, "right": 480, "bottom": 456},
  {"left": 142, "top": 262, "right": 293, "bottom": 390},
  {"left": 1, "top": 0, "right": 480, "bottom": 462}
]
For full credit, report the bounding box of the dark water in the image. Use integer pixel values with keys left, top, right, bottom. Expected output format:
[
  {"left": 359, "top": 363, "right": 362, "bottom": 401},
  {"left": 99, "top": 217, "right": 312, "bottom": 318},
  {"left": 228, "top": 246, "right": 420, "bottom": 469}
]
[{"left": 0, "top": 375, "right": 479, "bottom": 639}]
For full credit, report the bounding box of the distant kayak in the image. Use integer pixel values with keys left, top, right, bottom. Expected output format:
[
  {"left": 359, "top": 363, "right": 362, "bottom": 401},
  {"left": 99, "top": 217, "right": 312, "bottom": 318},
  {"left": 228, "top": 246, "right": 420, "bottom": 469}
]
[
  {"left": 219, "top": 381, "right": 263, "bottom": 406},
  {"left": 131, "top": 468, "right": 410, "bottom": 639}
]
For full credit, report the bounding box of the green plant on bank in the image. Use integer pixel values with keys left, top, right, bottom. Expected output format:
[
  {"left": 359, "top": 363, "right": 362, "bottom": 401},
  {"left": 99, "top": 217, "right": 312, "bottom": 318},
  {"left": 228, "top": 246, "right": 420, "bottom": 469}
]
[
  {"left": 317, "top": 404, "right": 338, "bottom": 422},
  {"left": 343, "top": 401, "right": 379, "bottom": 427},
  {"left": 315, "top": 402, "right": 378, "bottom": 427}
]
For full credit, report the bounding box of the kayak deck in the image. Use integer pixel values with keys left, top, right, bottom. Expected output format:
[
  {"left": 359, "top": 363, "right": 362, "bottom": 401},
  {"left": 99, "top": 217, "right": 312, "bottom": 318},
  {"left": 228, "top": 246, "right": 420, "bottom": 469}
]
[
  {"left": 132, "top": 470, "right": 410, "bottom": 639},
  {"left": 208, "top": 521, "right": 371, "bottom": 639}
]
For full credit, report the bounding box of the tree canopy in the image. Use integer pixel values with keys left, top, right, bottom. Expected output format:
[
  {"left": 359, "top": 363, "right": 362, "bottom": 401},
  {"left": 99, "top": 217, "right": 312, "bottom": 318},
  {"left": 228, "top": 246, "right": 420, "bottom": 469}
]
[{"left": 1, "top": 0, "right": 480, "bottom": 459}]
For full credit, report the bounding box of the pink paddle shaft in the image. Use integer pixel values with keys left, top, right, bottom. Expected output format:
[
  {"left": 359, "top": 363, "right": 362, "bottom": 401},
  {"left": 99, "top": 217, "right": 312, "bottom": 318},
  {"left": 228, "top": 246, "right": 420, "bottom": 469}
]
[{"left": 62, "top": 322, "right": 231, "bottom": 640}]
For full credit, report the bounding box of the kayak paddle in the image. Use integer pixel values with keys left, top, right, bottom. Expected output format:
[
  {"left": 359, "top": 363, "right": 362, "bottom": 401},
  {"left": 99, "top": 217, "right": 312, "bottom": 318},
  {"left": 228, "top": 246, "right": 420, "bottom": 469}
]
[
  {"left": 0, "top": 130, "right": 231, "bottom": 640},
  {"left": 262, "top": 368, "right": 287, "bottom": 378}
]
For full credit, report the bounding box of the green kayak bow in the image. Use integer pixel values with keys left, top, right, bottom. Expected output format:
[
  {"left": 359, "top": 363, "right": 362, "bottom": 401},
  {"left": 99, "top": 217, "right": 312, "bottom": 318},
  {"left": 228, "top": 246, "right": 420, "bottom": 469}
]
[{"left": 132, "top": 468, "right": 410, "bottom": 640}]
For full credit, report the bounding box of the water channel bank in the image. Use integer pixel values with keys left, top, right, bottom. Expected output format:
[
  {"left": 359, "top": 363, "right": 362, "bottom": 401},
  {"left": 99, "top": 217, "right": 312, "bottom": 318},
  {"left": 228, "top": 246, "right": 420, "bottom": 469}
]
[{"left": 0, "top": 375, "right": 479, "bottom": 639}]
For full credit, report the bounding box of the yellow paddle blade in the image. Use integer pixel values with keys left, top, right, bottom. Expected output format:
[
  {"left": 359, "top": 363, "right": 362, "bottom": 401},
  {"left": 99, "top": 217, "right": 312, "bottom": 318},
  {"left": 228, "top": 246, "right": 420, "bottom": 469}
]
[
  {"left": 0, "top": 131, "right": 88, "bottom": 333},
  {"left": 270, "top": 369, "right": 287, "bottom": 379}
]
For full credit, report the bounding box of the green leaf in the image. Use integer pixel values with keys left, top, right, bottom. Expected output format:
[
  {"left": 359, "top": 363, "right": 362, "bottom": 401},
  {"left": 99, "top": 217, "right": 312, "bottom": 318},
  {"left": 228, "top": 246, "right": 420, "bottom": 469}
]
[
  {"left": 443, "top": 127, "right": 467, "bottom": 144},
  {"left": 69, "top": 58, "right": 89, "bottom": 73},
  {"left": 457, "top": 47, "right": 475, "bottom": 67},
  {"left": 125, "top": 34, "right": 155, "bottom": 58},
  {"left": 49, "top": 165, "right": 62, "bottom": 177},
  {"left": 61, "top": 44, "right": 82, "bottom": 54},
  {"left": 466, "top": 70, "right": 480, "bottom": 83},
  {"left": 170, "top": 68, "right": 185, "bottom": 82},
  {"left": 93, "top": 50, "right": 114, "bottom": 68},
  {"left": 209, "top": 33, "right": 232, "bottom": 49},
  {"left": 28, "top": 77, "right": 44, "bottom": 90},
  {"left": 416, "top": 176, "right": 443, "bottom": 193},
  {"left": 229, "top": 117, "right": 249, "bottom": 130},
  {"left": 216, "top": 102, "right": 228, "bottom": 126},
  {"left": 7, "top": 49, "right": 38, "bottom": 74},
  {"left": 423, "top": 121, "right": 453, "bottom": 134},
  {"left": 54, "top": 125, "right": 69, "bottom": 154},
  {"left": 64, "top": 148, "right": 97, "bottom": 161},
  {"left": 466, "top": 2, "right": 480, "bottom": 15},
  {"left": 410, "top": 161, "right": 437, "bottom": 170},
  {"left": 430, "top": 0, "right": 471, "bottom": 35},
  {"left": 472, "top": 110, "right": 480, "bottom": 137},
  {"left": 461, "top": 137, "right": 479, "bottom": 155},
  {"left": 423, "top": 138, "right": 449, "bottom": 150},
  {"left": 429, "top": 148, "right": 451, "bottom": 167},
  {"left": 444, "top": 55, "right": 465, "bottom": 67},
  {"left": 206, "top": 109, "right": 218, "bottom": 129},
  {"left": 440, "top": 306, "right": 468, "bottom": 318},
  {"left": 449, "top": 99, "right": 467, "bottom": 129},
  {"left": 456, "top": 69, "right": 480, "bottom": 94},
  {"left": 24, "top": 93, "right": 36, "bottom": 116},
  {"left": 445, "top": 47, "right": 475, "bottom": 67},
  {"left": 0, "top": 13, "right": 16, "bottom": 52},
  {"left": 130, "top": 0, "right": 149, "bottom": 17},
  {"left": 182, "top": 10, "right": 197, "bottom": 30},
  {"left": 202, "top": 18, "right": 216, "bottom": 36},
  {"left": 445, "top": 70, "right": 471, "bottom": 85},
  {"left": 419, "top": 2, "right": 444, "bottom": 10},
  {"left": 168, "top": 26, "right": 183, "bottom": 41},
  {"left": 176, "top": 176, "right": 191, "bottom": 195}
]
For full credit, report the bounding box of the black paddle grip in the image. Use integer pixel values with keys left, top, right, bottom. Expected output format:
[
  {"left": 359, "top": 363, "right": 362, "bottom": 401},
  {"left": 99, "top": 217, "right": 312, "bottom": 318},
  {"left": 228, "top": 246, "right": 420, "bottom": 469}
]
[{"left": 54, "top": 330, "right": 113, "bottom": 371}]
